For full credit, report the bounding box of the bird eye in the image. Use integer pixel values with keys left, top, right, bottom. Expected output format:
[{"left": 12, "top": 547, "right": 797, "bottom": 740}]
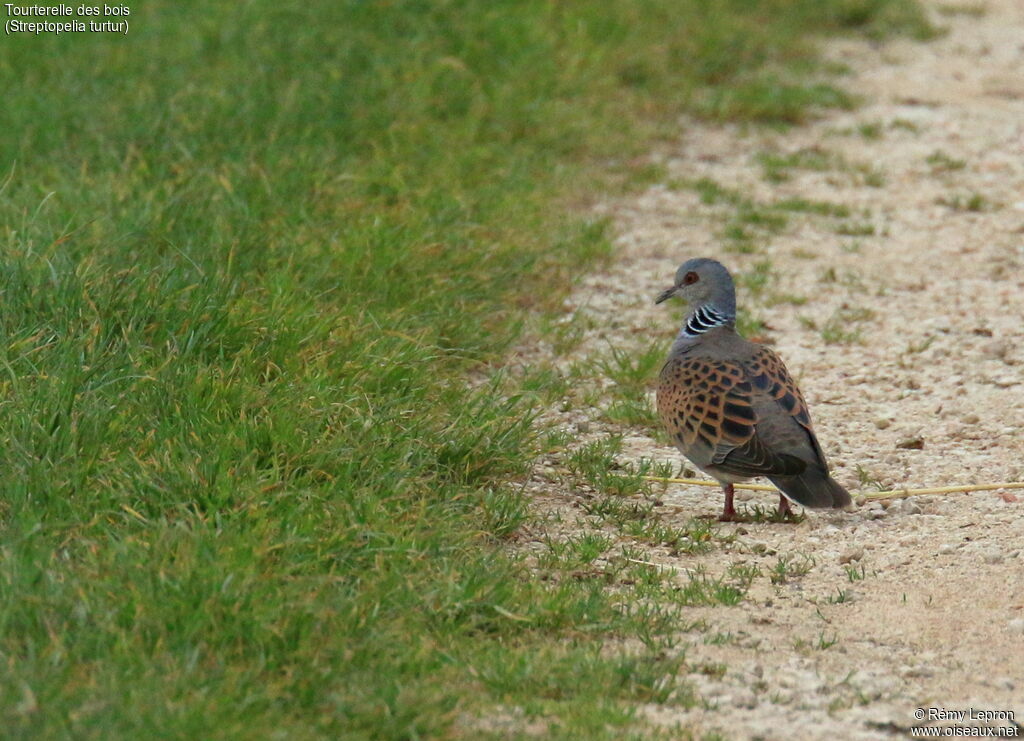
[{"left": 682, "top": 271, "right": 699, "bottom": 285}]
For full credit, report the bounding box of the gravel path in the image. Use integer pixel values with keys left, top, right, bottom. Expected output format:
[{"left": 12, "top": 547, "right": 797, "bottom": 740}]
[{"left": 517, "top": 2, "right": 1024, "bottom": 738}]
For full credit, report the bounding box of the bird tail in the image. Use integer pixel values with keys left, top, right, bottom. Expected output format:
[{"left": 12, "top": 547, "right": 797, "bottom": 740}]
[{"left": 768, "top": 467, "right": 851, "bottom": 509}]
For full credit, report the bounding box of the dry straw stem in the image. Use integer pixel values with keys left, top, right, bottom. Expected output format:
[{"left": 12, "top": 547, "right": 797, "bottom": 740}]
[
  {"left": 641, "top": 476, "right": 1024, "bottom": 501},
  {"left": 624, "top": 557, "right": 683, "bottom": 573}
]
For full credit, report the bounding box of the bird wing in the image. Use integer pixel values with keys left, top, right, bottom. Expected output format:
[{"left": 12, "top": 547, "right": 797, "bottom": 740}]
[
  {"left": 658, "top": 355, "right": 806, "bottom": 478},
  {"left": 741, "top": 345, "right": 827, "bottom": 465}
]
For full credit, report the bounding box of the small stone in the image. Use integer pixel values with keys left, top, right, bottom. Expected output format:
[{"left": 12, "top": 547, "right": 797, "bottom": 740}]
[
  {"left": 962, "top": 413, "right": 980, "bottom": 424},
  {"left": 1007, "top": 618, "right": 1024, "bottom": 634},
  {"left": 874, "top": 418, "right": 892, "bottom": 430},
  {"left": 896, "top": 436, "right": 924, "bottom": 450},
  {"left": 982, "top": 340, "right": 1009, "bottom": 360},
  {"left": 576, "top": 421, "right": 591, "bottom": 434},
  {"left": 938, "top": 543, "right": 957, "bottom": 555},
  {"left": 839, "top": 548, "right": 865, "bottom": 564},
  {"left": 983, "top": 550, "right": 1004, "bottom": 564}
]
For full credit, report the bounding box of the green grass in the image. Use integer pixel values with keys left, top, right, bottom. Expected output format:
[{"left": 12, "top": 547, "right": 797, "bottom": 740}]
[
  {"left": 770, "top": 553, "right": 816, "bottom": 583},
  {"left": 757, "top": 147, "right": 886, "bottom": 186},
  {"left": 857, "top": 121, "right": 885, "bottom": 139},
  {"left": 926, "top": 149, "right": 968, "bottom": 172},
  {"left": 687, "top": 179, "right": 825, "bottom": 255},
  {"left": 773, "top": 197, "right": 852, "bottom": 218},
  {"left": 598, "top": 343, "right": 665, "bottom": 430},
  {"left": 745, "top": 502, "right": 808, "bottom": 523},
  {"left": 699, "top": 80, "right": 855, "bottom": 125},
  {"left": 794, "top": 631, "right": 839, "bottom": 652},
  {"left": 810, "top": 304, "right": 875, "bottom": 345},
  {"left": 825, "top": 588, "right": 851, "bottom": 604},
  {"left": 757, "top": 147, "right": 837, "bottom": 181},
  {"left": 936, "top": 2, "right": 987, "bottom": 17},
  {"left": 0, "top": 0, "right": 932, "bottom": 737},
  {"left": 845, "top": 564, "right": 869, "bottom": 582},
  {"left": 890, "top": 117, "right": 922, "bottom": 133},
  {"left": 937, "top": 192, "right": 991, "bottom": 212},
  {"left": 835, "top": 221, "right": 877, "bottom": 236}
]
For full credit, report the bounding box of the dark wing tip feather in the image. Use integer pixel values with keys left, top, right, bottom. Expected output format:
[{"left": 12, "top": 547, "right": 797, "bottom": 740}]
[{"left": 771, "top": 470, "right": 851, "bottom": 509}]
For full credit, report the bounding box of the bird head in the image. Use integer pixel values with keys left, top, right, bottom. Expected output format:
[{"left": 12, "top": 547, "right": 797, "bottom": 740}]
[{"left": 655, "top": 257, "right": 737, "bottom": 319}]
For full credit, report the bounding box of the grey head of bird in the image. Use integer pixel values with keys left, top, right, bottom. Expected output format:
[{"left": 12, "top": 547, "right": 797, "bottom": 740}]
[{"left": 655, "top": 257, "right": 737, "bottom": 323}]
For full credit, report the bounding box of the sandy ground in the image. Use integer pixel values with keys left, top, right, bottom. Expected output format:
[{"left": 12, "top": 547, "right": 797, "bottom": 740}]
[{"left": 514, "top": 2, "right": 1024, "bottom": 738}]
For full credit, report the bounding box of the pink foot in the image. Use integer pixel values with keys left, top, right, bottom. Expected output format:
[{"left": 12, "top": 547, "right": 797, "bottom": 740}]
[{"left": 719, "top": 484, "right": 739, "bottom": 521}]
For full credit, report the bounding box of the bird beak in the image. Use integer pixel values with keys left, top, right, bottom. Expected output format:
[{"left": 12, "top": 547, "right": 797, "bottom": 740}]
[{"left": 655, "top": 286, "right": 677, "bottom": 305}]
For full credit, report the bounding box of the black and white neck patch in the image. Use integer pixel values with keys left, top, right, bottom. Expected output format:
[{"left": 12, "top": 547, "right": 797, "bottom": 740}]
[{"left": 683, "top": 305, "right": 729, "bottom": 337}]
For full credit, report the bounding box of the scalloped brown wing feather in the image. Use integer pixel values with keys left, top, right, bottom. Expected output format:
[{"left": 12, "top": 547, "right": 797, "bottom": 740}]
[
  {"left": 743, "top": 345, "right": 827, "bottom": 462},
  {"left": 657, "top": 352, "right": 806, "bottom": 478},
  {"left": 745, "top": 346, "right": 810, "bottom": 423}
]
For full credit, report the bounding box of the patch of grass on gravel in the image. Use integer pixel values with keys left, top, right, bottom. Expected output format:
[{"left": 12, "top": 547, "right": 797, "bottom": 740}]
[
  {"left": 598, "top": 343, "right": 666, "bottom": 430},
  {"left": 774, "top": 197, "right": 853, "bottom": 218},
  {"left": 927, "top": 149, "right": 968, "bottom": 172},
  {"left": 0, "top": 0, "right": 933, "bottom": 737},
  {"left": 937, "top": 192, "right": 992, "bottom": 212},
  {"left": 936, "top": 2, "right": 987, "bottom": 18},
  {"left": 757, "top": 147, "right": 839, "bottom": 181}
]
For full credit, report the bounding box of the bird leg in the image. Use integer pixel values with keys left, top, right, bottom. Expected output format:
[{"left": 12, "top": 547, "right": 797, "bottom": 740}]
[
  {"left": 719, "top": 484, "right": 739, "bottom": 522},
  {"left": 777, "top": 493, "right": 794, "bottom": 519}
]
